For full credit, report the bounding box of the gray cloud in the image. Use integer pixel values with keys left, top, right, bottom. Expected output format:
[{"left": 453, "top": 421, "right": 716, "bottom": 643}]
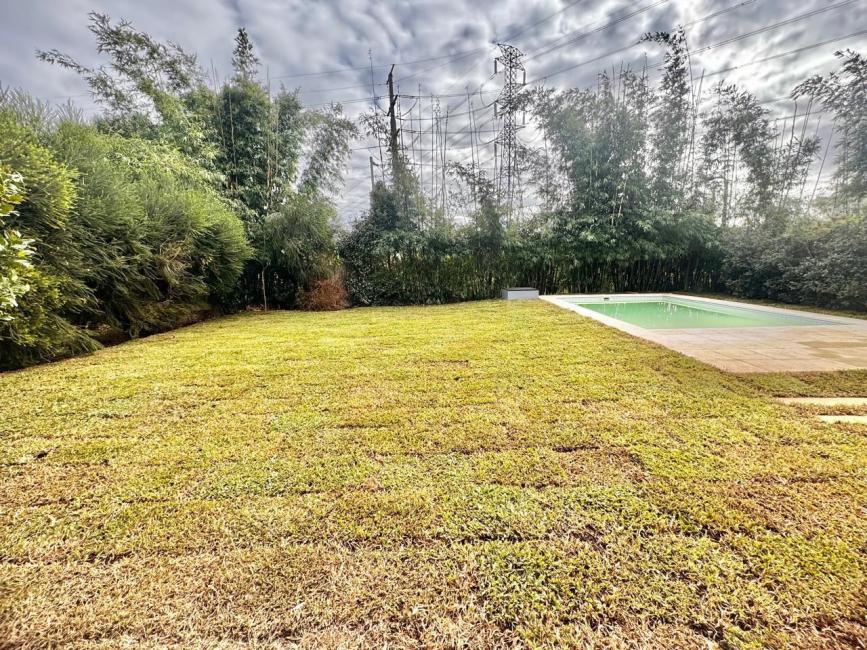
[{"left": 2, "top": 0, "right": 865, "bottom": 219}]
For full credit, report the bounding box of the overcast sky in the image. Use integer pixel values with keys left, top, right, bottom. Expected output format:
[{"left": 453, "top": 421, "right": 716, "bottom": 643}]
[{"left": 2, "top": 0, "right": 866, "bottom": 220}]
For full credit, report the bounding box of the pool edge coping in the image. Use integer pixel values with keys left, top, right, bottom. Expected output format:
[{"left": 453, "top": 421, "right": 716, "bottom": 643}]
[
  {"left": 541, "top": 293, "right": 867, "bottom": 374},
  {"left": 541, "top": 294, "right": 656, "bottom": 340},
  {"left": 541, "top": 293, "right": 867, "bottom": 328}
]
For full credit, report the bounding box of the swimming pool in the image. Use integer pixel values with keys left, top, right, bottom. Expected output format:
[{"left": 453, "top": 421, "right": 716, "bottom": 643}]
[
  {"left": 542, "top": 293, "right": 867, "bottom": 372},
  {"left": 562, "top": 296, "right": 838, "bottom": 329}
]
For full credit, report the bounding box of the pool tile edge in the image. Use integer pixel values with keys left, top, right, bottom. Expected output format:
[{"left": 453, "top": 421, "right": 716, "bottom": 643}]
[{"left": 542, "top": 294, "right": 867, "bottom": 374}]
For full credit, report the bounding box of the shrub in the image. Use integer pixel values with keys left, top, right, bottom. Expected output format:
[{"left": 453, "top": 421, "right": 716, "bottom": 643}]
[
  {"left": 0, "top": 166, "right": 30, "bottom": 322},
  {"left": 0, "top": 105, "right": 251, "bottom": 369},
  {"left": 298, "top": 272, "right": 349, "bottom": 311},
  {"left": 0, "top": 112, "right": 98, "bottom": 369},
  {"left": 257, "top": 192, "right": 338, "bottom": 308},
  {"left": 723, "top": 214, "right": 867, "bottom": 311}
]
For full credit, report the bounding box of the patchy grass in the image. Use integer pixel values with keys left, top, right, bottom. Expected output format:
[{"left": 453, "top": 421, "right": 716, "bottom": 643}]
[
  {"left": 744, "top": 369, "right": 867, "bottom": 398},
  {"left": 1, "top": 300, "right": 865, "bottom": 648},
  {"left": 742, "top": 370, "right": 867, "bottom": 419}
]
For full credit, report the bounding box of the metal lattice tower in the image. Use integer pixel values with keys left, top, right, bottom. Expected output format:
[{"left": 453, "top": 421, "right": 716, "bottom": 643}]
[{"left": 493, "top": 43, "right": 525, "bottom": 223}]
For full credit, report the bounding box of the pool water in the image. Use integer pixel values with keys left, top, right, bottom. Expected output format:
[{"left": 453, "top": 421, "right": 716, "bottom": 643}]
[{"left": 570, "top": 298, "right": 836, "bottom": 330}]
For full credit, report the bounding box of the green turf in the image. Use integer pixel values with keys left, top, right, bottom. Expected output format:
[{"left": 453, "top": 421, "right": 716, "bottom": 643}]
[
  {"left": 1, "top": 301, "right": 865, "bottom": 648},
  {"left": 744, "top": 369, "right": 867, "bottom": 397}
]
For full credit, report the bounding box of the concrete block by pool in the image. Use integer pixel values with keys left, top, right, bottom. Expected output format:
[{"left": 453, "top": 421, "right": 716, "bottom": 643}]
[
  {"left": 502, "top": 287, "right": 539, "bottom": 300},
  {"left": 544, "top": 293, "right": 867, "bottom": 373}
]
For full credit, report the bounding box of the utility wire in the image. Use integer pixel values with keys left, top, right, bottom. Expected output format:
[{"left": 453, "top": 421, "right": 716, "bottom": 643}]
[
  {"left": 526, "top": 0, "right": 671, "bottom": 62},
  {"left": 689, "top": 0, "right": 857, "bottom": 56},
  {"left": 339, "top": 0, "right": 860, "bottom": 212},
  {"left": 394, "top": 0, "right": 591, "bottom": 87},
  {"left": 270, "top": 48, "right": 493, "bottom": 81},
  {"left": 529, "top": 0, "right": 859, "bottom": 84},
  {"left": 701, "top": 29, "right": 867, "bottom": 79}
]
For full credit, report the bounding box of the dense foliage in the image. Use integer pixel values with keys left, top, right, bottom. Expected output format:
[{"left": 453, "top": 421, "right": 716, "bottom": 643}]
[
  {"left": 1, "top": 14, "right": 356, "bottom": 368},
  {"left": 342, "top": 41, "right": 866, "bottom": 311},
  {"left": 0, "top": 167, "right": 37, "bottom": 326},
  {"left": 2, "top": 14, "right": 865, "bottom": 368},
  {"left": 39, "top": 14, "right": 355, "bottom": 310},
  {"left": 0, "top": 101, "right": 251, "bottom": 369},
  {"left": 713, "top": 49, "right": 867, "bottom": 311},
  {"left": 341, "top": 32, "right": 722, "bottom": 304}
]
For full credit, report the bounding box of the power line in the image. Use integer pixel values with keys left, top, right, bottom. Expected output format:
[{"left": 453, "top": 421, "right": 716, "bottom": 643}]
[
  {"left": 384, "top": 0, "right": 671, "bottom": 166},
  {"left": 401, "top": 45, "right": 841, "bottom": 173},
  {"left": 430, "top": 0, "right": 670, "bottom": 121},
  {"left": 681, "top": 0, "right": 763, "bottom": 29},
  {"left": 507, "top": 0, "right": 591, "bottom": 43},
  {"left": 526, "top": 0, "right": 671, "bottom": 62},
  {"left": 397, "top": 0, "right": 592, "bottom": 138},
  {"left": 270, "top": 48, "right": 492, "bottom": 81},
  {"left": 394, "top": 0, "right": 590, "bottom": 88},
  {"left": 346, "top": 24, "right": 859, "bottom": 145},
  {"left": 529, "top": 0, "right": 859, "bottom": 84},
  {"left": 398, "top": 90, "right": 499, "bottom": 100},
  {"left": 527, "top": 41, "right": 640, "bottom": 84},
  {"left": 336, "top": 1, "right": 860, "bottom": 217},
  {"left": 402, "top": 127, "right": 500, "bottom": 135},
  {"left": 299, "top": 82, "right": 384, "bottom": 94},
  {"left": 401, "top": 0, "right": 668, "bottom": 176},
  {"left": 304, "top": 95, "right": 383, "bottom": 108},
  {"left": 687, "top": 0, "right": 857, "bottom": 57},
  {"left": 701, "top": 29, "right": 867, "bottom": 79}
]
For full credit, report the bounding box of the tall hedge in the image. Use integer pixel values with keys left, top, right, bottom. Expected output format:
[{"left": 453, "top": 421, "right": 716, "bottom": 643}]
[{"left": 0, "top": 110, "right": 250, "bottom": 369}]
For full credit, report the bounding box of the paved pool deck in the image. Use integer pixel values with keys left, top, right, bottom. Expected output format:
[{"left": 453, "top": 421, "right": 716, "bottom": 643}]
[{"left": 543, "top": 294, "right": 867, "bottom": 373}]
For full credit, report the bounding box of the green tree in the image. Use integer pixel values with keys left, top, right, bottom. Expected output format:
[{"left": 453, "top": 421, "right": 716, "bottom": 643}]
[
  {"left": 38, "top": 12, "right": 215, "bottom": 164},
  {"left": 232, "top": 28, "right": 260, "bottom": 82},
  {"left": 298, "top": 106, "right": 357, "bottom": 196},
  {"left": 643, "top": 27, "right": 694, "bottom": 211},
  {"left": 794, "top": 49, "right": 867, "bottom": 211},
  {"left": 0, "top": 95, "right": 251, "bottom": 368},
  {"left": 215, "top": 79, "right": 272, "bottom": 224},
  {"left": 39, "top": 13, "right": 357, "bottom": 311},
  {"left": 699, "top": 85, "right": 819, "bottom": 228},
  {"left": 259, "top": 193, "right": 337, "bottom": 307},
  {"left": 47, "top": 120, "right": 248, "bottom": 335}
]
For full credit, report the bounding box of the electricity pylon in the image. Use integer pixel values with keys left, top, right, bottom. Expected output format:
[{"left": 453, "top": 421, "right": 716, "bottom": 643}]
[{"left": 493, "top": 43, "right": 525, "bottom": 224}]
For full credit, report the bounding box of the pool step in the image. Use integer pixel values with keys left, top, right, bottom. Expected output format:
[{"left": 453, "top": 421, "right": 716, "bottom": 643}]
[
  {"left": 776, "top": 397, "right": 867, "bottom": 407},
  {"left": 817, "top": 415, "right": 867, "bottom": 424},
  {"left": 775, "top": 397, "right": 867, "bottom": 425}
]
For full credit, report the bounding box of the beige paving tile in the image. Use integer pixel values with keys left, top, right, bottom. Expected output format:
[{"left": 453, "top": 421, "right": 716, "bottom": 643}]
[
  {"left": 686, "top": 348, "right": 747, "bottom": 360},
  {"left": 754, "top": 350, "right": 809, "bottom": 360},
  {"left": 788, "top": 360, "right": 854, "bottom": 371},
  {"left": 686, "top": 353, "right": 740, "bottom": 364},
  {"left": 701, "top": 359, "right": 768, "bottom": 373},
  {"left": 732, "top": 358, "right": 853, "bottom": 373},
  {"left": 832, "top": 354, "right": 867, "bottom": 364},
  {"left": 546, "top": 295, "right": 867, "bottom": 373},
  {"left": 682, "top": 356, "right": 735, "bottom": 368},
  {"left": 658, "top": 332, "right": 867, "bottom": 372}
]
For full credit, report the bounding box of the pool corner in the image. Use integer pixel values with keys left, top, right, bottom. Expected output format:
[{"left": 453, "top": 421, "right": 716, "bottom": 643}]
[{"left": 543, "top": 292, "right": 867, "bottom": 373}]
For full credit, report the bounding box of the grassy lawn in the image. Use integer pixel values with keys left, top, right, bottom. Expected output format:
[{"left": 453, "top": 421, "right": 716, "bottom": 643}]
[{"left": 1, "top": 300, "right": 865, "bottom": 648}]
